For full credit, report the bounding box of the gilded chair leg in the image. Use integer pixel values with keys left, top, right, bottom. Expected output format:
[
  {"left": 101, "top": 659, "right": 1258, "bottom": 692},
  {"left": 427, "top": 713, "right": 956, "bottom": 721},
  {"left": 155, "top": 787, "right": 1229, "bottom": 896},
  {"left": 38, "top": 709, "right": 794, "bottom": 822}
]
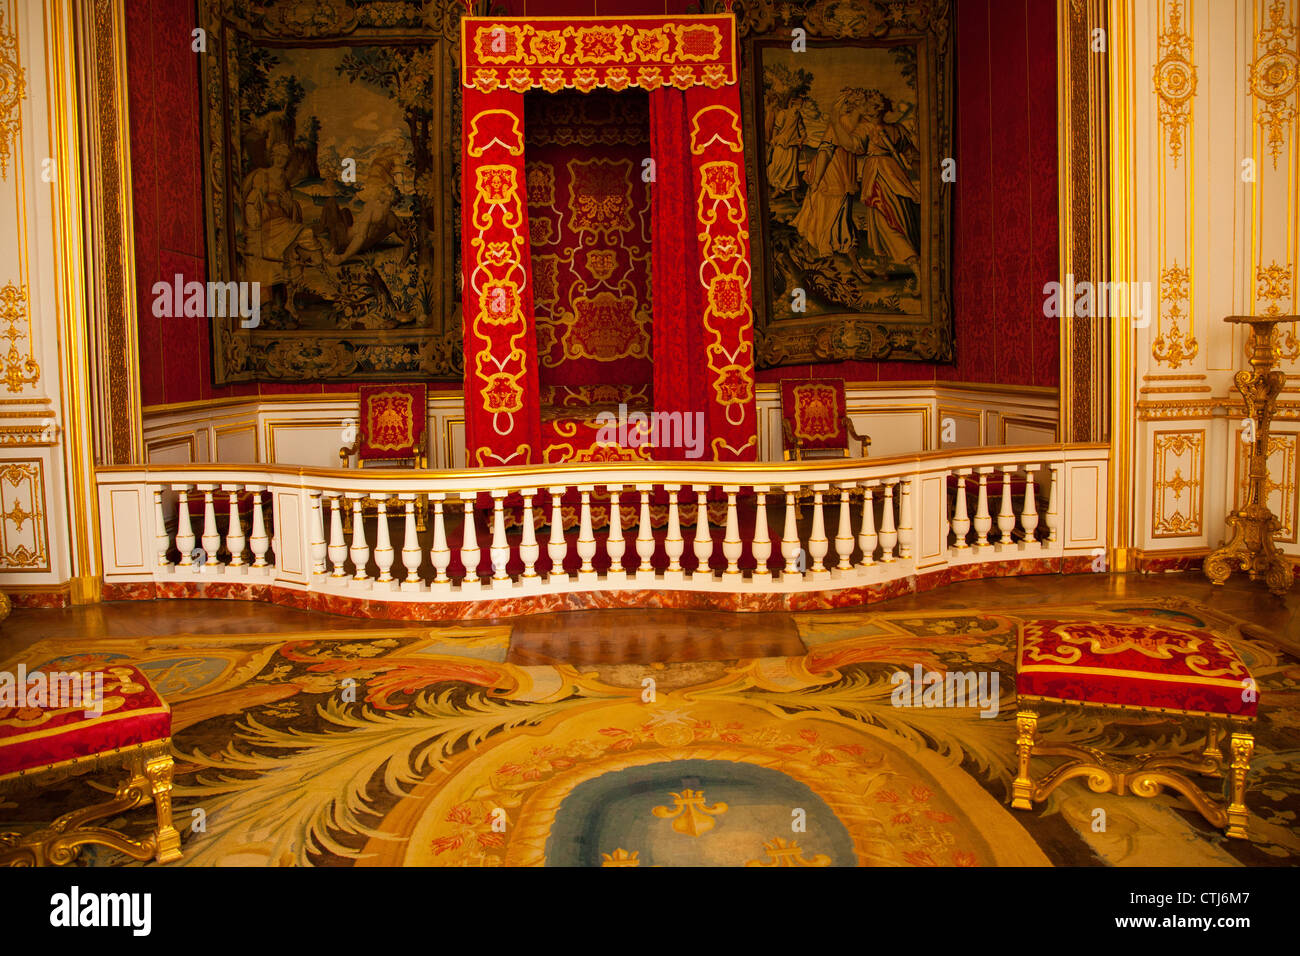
[
  {"left": 1201, "top": 723, "right": 1224, "bottom": 777},
  {"left": 1226, "top": 731, "right": 1254, "bottom": 839},
  {"left": 143, "top": 753, "right": 182, "bottom": 863},
  {"left": 1011, "top": 708, "right": 1038, "bottom": 810}
]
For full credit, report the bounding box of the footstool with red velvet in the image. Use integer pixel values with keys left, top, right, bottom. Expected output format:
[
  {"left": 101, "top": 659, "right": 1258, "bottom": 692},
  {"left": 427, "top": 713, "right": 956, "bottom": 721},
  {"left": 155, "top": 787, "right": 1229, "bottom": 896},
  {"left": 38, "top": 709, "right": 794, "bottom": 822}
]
[
  {"left": 0, "top": 664, "right": 182, "bottom": 865},
  {"left": 1011, "top": 620, "right": 1257, "bottom": 838}
]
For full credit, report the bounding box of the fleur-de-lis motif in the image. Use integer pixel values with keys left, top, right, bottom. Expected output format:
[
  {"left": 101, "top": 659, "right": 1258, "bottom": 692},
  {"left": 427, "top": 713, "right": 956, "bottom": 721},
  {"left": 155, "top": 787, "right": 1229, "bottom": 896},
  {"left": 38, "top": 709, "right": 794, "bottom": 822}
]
[
  {"left": 651, "top": 788, "right": 728, "bottom": 836},
  {"left": 744, "top": 837, "right": 831, "bottom": 867}
]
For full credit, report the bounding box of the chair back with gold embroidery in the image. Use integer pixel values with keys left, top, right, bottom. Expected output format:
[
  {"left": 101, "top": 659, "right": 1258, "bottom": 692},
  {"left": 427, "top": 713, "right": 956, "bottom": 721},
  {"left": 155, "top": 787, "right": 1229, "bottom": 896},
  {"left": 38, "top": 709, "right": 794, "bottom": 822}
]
[
  {"left": 341, "top": 384, "right": 429, "bottom": 469},
  {"left": 779, "top": 378, "right": 869, "bottom": 460}
]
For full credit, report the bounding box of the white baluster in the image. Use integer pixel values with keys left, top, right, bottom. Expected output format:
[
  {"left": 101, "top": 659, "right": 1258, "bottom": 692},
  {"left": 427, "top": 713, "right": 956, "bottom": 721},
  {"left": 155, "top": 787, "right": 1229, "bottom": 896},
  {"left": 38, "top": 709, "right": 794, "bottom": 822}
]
[
  {"left": 808, "top": 488, "right": 829, "bottom": 576},
  {"left": 751, "top": 489, "right": 772, "bottom": 580},
  {"left": 663, "top": 485, "right": 683, "bottom": 575},
  {"left": 781, "top": 488, "right": 801, "bottom": 575},
  {"left": 997, "top": 466, "right": 1017, "bottom": 546},
  {"left": 491, "top": 492, "right": 511, "bottom": 582},
  {"left": 374, "top": 497, "right": 395, "bottom": 584},
  {"left": 879, "top": 481, "right": 898, "bottom": 562},
  {"left": 857, "top": 483, "right": 877, "bottom": 566},
  {"left": 249, "top": 487, "right": 269, "bottom": 568},
  {"left": 226, "top": 486, "right": 245, "bottom": 567},
  {"left": 175, "top": 487, "right": 195, "bottom": 565},
  {"left": 519, "top": 490, "right": 540, "bottom": 579},
  {"left": 400, "top": 494, "right": 421, "bottom": 585},
  {"left": 1045, "top": 463, "right": 1061, "bottom": 544},
  {"left": 327, "top": 493, "right": 347, "bottom": 577},
  {"left": 348, "top": 494, "right": 369, "bottom": 580},
  {"left": 153, "top": 490, "right": 170, "bottom": 567},
  {"left": 835, "top": 486, "right": 853, "bottom": 571},
  {"left": 605, "top": 486, "right": 626, "bottom": 575},
  {"left": 692, "top": 486, "right": 714, "bottom": 575},
  {"left": 974, "top": 469, "right": 992, "bottom": 549},
  {"left": 951, "top": 470, "right": 971, "bottom": 550},
  {"left": 308, "top": 490, "right": 326, "bottom": 574},
  {"left": 722, "top": 486, "right": 742, "bottom": 575},
  {"left": 461, "top": 498, "right": 482, "bottom": 583},
  {"left": 897, "top": 477, "right": 914, "bottom": 560},
  {"left": 547, "top": 488, "right": 567, "bottom": 578},
  {"left": 577, "top": 490, "right": 597, "bottom": 575},
  {"left": 635, "top": 487, "right": 655, "bottom": 575},
  {"left": 430, "top": 495, "right": 450, "bottom": 583},
  {"left": 200, "top": 487, "right": 220, "bottom": 566},
  {"left": 1021, "top": 465, "right": 1039, "bottom": 546}
]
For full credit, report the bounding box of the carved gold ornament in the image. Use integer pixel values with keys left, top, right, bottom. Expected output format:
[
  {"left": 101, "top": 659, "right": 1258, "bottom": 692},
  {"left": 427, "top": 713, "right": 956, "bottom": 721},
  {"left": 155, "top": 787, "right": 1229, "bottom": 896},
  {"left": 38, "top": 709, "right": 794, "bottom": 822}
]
[
  {"left": 0, "top": 8, "right": 24, "bottom": 181},
  {"left": 1153, "top": 263, "right": 1198, "bottom": 367},
  {"left": 1250, "top": 0, "right": 1298, "bottom": 168},
  {"left": 0, "top": 283, "right": 38, "bottom": 392},
  {"left": 1255, "top": 262, "right": 1297, "bottom": 361},
  {"left": 1154, "top": 0, "right": 1196, "bottom": 166}
]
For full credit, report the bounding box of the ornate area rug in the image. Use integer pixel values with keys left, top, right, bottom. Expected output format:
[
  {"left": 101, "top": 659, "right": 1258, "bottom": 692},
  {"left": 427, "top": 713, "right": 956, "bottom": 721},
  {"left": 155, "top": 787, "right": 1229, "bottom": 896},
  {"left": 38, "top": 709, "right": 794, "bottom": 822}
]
[{"left": 1, "top": 599, "right": 1295, "bottom": 866}]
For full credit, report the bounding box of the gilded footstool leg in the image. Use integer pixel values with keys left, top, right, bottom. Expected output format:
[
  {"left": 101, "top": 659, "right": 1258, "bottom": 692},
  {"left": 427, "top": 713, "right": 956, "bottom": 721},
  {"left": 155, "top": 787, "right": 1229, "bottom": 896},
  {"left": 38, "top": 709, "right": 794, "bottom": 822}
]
[
  {"left": 1226, "top": 731, "right": 1254, "bottom": 839},
  {"left": 1201, "top": 723, "right": 1224, "bottom": 776},
  {"left": 144, "top": 751, "right": 182, "bottom": 863},
  {"left": 1011, "top": 708, "right": 1038, "bottom": 810}
]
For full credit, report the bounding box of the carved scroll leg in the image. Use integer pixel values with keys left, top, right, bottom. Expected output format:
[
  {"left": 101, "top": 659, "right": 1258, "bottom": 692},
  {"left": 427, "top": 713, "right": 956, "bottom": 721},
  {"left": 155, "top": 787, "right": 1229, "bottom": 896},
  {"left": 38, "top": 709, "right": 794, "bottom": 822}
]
[
  {"left": 1226, "top": 731, "right": 1254, "bottom": 839},
  {"left": 144, "top": 751, "right": 182, "bottom": 863},
  {"left": 1011, "top": 708, "right": 1038, "bottom": 810}
]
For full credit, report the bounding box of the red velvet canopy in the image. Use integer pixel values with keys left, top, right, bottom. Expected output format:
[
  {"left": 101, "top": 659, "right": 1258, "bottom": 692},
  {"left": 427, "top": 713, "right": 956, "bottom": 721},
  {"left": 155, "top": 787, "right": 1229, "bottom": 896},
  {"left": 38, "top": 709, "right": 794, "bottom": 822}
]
[{"left": 461, "top": 14, "right": 758, "bottom": 466}]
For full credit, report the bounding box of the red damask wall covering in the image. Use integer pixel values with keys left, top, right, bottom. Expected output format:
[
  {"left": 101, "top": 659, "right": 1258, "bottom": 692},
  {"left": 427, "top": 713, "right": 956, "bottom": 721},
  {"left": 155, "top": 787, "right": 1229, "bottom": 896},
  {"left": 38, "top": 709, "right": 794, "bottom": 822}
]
[{"left": 127, "top": 0, "right": 1057, "bottom": 406}]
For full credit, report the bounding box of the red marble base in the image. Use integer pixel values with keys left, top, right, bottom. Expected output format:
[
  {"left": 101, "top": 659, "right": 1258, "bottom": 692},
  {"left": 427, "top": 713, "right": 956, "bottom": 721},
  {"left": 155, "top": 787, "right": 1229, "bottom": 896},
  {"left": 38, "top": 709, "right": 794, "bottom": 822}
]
[
  {"left": 102, "top": 555, "right": 1097, "bottom": 621},
  {"left": 6, "top": 589, "right": 71, "bottom": 609}
]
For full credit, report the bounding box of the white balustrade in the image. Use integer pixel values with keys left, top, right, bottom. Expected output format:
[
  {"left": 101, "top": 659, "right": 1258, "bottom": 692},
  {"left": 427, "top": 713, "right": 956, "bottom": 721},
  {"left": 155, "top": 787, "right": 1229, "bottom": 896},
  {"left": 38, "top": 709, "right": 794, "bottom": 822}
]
[{"left": 99, "top": 444, "right": 1108, "bottom": 606}]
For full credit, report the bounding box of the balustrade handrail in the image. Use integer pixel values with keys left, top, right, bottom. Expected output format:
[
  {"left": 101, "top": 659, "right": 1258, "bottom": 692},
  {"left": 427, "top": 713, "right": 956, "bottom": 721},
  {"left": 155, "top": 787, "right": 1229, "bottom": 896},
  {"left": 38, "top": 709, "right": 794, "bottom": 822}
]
[{"left": 95, "top": 441, "right": 1108, "bottom": 492}]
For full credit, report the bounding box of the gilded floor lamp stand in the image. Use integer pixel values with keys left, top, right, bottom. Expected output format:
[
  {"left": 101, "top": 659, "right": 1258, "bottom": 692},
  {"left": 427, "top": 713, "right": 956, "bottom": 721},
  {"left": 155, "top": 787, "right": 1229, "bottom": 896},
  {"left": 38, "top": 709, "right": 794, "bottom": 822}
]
[{"left": 1204, "top": 314, "right": 1297, "bottom": 596}]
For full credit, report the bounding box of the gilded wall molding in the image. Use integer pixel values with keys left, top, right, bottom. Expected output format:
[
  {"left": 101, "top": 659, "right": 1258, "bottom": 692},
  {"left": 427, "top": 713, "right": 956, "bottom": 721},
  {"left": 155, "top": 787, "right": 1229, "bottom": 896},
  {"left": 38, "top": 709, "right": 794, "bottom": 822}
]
[
  {"left": 0, "top": 6, "right": 24, "bottom": 180},
  {"left": 1250, "top": 0, "right": 1298, "bottom": 169},
  {"left": 0, "top": 458, "right": 50, "bottom": 571},
  {"left": 74, "top": 0, "right": 141, "bottom": 464},
  {"left": 1059, "top": 0, "right": 1110, "bottom": 444},
  {"left": 1153, "top": 0, "right": 1195, "bottom": 166},
  {"left": 1151, "top": 428, "right": 1203, "bottom": 537}
]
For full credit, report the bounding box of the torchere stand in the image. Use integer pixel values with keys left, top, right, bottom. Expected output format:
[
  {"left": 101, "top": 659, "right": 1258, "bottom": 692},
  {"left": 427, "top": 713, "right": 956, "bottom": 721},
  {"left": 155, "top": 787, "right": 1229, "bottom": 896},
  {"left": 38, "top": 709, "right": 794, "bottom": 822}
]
[{"left": 1203, "top": 314, "right": 1296, "bottom": 595}]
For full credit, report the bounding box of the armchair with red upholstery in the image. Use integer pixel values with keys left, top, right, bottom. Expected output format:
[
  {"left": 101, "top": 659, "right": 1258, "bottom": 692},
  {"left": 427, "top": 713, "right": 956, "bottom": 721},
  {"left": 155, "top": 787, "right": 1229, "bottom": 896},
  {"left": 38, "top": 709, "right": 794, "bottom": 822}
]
[{"left": 780, "top": 379, "right": 870, "bottom": 460}]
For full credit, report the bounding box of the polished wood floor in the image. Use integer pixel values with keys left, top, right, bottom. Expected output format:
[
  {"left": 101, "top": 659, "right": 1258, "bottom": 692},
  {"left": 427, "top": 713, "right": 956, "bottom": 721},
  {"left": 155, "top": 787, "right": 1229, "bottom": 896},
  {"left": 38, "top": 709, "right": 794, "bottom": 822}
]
[{"left": 2, "top": 572, "right": 1295, "bottom": 665}]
